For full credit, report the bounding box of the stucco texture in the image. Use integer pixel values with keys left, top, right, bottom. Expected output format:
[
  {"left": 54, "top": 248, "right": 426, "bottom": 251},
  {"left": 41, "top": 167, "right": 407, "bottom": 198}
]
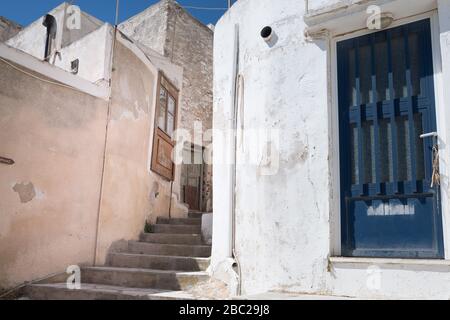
[
  {"left": 212, "top": 0, "right": 330, "bottom": 296},
  {"left": 212, "top": 0, "right": 450, "bottom": 300},
  {"left": 94, "top": 36, "right": 187, "bottom": 265},
  {"left": 0, "top": 31, "right": 188, "bottom": 291},
  {"left": 0, "top": 59, "right": 108, "bottom": 292}
]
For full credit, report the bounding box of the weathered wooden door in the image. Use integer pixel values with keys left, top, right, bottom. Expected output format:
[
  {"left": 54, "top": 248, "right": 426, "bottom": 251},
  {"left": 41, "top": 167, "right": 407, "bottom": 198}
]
[
  {"left": 181, "top": 145, "right": 203, "bottom": 211},
  {"left": 337, "top": 19, "right": 444, "bottom": 258}
]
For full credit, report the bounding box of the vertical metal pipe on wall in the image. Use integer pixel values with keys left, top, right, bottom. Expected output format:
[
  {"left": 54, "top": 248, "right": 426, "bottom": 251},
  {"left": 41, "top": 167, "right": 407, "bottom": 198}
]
[
  {"left": 230, "top": 23, "right": 242, "bottom": 296},
  {"left": 93, "top": 0, "right": 120, "bottom": 266}
]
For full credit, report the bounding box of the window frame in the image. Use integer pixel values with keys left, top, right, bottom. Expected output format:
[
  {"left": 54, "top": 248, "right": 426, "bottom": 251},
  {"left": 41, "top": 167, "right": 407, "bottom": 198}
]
[{"left": 151, "top": 71, "right": 180, "bottom": 181}]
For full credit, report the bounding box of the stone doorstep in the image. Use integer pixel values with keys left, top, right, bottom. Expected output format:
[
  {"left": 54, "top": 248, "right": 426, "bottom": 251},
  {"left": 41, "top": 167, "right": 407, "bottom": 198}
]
[
  {"left": 25, "top": 283, "right": 199, "bottom": 300},
  {"left": 236, "top": 291, "right": 357, "bottom": 300}
]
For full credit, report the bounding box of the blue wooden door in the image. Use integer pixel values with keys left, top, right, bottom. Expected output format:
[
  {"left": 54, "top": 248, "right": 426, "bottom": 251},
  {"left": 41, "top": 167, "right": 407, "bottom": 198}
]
[{"left": 337, "top": 19, "right": 444, "bottom": 258}]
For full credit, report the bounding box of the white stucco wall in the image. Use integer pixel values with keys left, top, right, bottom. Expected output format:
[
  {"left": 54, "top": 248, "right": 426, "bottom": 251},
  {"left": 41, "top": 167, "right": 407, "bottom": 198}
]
[
  {"left": 212, "top": 0, "right": 330, "bottom": 296},
  {"left": 213, "top": 0, "right": 450, "bottom": 299},
  {"left": 5, "top": 3, "right": 106, "bottom": 85},
  {"left": 6, "top": 3, "right": 103, "bottom": 59},
  {"left": 6, "top": 3, "right": 67, "bottom": 61},
  {"left": 55, "top": 24, "right": 113, "bottom": 85}
]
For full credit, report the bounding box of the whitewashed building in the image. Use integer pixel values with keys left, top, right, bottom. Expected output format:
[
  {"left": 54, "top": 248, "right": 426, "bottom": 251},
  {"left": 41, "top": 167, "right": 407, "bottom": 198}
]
[{"left": 211, "top": 0, "right": 450, "bottom": 299}]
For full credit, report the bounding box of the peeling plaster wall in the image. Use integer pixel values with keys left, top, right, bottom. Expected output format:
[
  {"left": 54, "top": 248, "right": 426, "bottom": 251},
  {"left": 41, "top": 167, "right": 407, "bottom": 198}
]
[
  {"left": 0, "top": 28, "right": 187, "bottom": 291},
  {"left": 94, "top": 34, "right": 187, "bottom": 265},
  {"left": 212, "top": 0, "right": 330, "bottom": 296},
  {"left": 212, "top": 0, "right": 450, "bottom": 299},
  {"left": 0, "top": 59, "right": 108, "bottom": 292}
]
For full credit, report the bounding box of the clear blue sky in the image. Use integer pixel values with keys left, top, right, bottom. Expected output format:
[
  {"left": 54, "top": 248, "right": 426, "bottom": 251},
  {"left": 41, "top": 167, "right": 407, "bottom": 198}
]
[{"left": 0, "top": 0, "right": 233, "bottom": 27}]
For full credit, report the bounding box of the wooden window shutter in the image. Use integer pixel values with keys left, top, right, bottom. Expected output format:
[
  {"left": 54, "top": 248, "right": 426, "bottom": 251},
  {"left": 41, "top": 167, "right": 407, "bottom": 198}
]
[{"left": 151, "top": 72, "right": 179, "bottom": 181}]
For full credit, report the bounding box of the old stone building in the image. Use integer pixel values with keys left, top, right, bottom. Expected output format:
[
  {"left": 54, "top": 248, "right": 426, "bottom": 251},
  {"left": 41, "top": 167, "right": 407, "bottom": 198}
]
[
  {"left": 0, "top": 17, "right": 22, "bottom": 43},
  {"left": 119, "top": 0, "right": 214, "bottom": 213},
  {"left": 1, "top": 1, "right": 214, "bottom": 299}
]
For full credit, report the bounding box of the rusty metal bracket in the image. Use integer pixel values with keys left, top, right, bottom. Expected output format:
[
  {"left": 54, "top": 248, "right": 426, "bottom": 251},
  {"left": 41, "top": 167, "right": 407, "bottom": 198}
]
[{"left": 0, "top": 157, "right": 14, "bottom": 165}]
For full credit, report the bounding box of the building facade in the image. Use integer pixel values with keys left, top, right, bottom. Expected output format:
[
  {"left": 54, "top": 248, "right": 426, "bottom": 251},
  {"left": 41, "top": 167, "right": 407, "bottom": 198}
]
[
  {"left": 211, "top": 0, "right": 450, "bottom": 299},
  {"left": 119, "top": 0, "right": 214, "bottom": 213},
  {"left": 0, "top": 1, "right": 212, "bottom": 294}
]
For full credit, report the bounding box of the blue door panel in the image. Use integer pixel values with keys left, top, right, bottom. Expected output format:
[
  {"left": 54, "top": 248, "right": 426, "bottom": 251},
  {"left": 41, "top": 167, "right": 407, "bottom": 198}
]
[{"left": 338, "top": 19, "right": 444, "bottom": 258}]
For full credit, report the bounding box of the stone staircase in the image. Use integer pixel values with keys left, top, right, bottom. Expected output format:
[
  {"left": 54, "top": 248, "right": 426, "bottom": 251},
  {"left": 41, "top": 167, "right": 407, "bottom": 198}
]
[{"left": 23, "top": 212, "right": 211, "bottom": 300}]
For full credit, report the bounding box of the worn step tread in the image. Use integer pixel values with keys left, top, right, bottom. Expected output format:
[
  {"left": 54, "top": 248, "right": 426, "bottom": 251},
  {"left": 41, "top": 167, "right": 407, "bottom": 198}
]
[
  {"left": 79, "top": 266, "right": 209, "bottom": 290},
  {"left": 153, "top": 224, "right": 201, "bottom": 234},
  {"left": 127, "top": 241, "right": 211, "bottom": 257},
  {"left": 188, "top": 212, "right": 204, "bottom": 219},
  {"left": 109, "top": 252, "right": 211, "bottom": 261},
  {"left": 107, "top": 252, "right": 210, "bottom": 271},
  {"left": 140, "top": 233, "right": 203, "bottom": 245},
  {"left": 26, "top": 283, "right": 197, "bottom": 300},
  {"left": 157, "top": 217, "right": 202, "bottom": 225},
  {"left": 84, "top": 266, "right": 209, "bottom": 275}
]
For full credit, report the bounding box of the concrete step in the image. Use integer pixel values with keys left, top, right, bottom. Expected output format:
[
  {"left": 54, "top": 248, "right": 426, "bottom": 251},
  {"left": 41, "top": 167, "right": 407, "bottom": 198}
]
[
  {"left": 80, "top": 266, "right": 209, "bottom": 290},
  {"left": 140, "top": 233, "right": 203, "bottom": 245},
  {"left": 153, "top": 224, "right": 201, "bottom": 234},
  {"left": 25, "top": 283, "right": 197, "bottom": 300},
  {"left": 106, "top": 253, "right": 210, "bottom": 271},
  {"left": 127, "top": 241, "right": 211, "bottom": 257},
  {"left": 188, "top": 212, "right": 204, "bottom": 219},
  {"left": 157, "top": 217, "right": 202, "bottom": 226}
]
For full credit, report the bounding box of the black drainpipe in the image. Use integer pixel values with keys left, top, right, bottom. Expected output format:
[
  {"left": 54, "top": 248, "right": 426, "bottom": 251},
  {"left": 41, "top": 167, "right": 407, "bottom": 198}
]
[{"left": 42, "top": 14, "right": 57, "bottom": 61}]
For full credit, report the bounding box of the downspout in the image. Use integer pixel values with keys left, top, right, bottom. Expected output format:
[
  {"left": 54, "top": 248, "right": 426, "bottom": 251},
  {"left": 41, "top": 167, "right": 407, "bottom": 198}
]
[{"left": 230, "top": 23, "right": 242, "bottom": 296}]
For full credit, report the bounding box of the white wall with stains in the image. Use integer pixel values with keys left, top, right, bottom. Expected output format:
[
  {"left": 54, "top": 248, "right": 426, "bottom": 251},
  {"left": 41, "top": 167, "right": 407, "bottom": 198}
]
[
  {"left": 212, "top": 0, "right": 330, "bottom": 296},
  {"left": 6, "top": 2, "right": 108, "bottom": 85},
  {"left": 212, "top": 0, "right": 450, "bottom": 299}
]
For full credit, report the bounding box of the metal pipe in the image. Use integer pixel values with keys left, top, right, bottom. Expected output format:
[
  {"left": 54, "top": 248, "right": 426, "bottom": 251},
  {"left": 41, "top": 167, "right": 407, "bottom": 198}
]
[
  {"left": 231, "top": 23, "right": 242, "bottom": 296},
  {"left": 93, "top": 2, "right": 120, "bottom": 266}
]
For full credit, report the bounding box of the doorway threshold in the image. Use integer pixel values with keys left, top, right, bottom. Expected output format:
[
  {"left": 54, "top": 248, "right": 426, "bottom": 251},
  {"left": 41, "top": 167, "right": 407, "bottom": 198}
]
[{"left": 329, "top": 257, "right": 450, "bottom": 271}]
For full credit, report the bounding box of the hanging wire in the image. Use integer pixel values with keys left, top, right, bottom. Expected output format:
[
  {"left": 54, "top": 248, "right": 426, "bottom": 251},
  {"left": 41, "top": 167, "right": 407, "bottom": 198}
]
[{"left": 115, "top": 0, "right": 120, "bottom": 26}]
